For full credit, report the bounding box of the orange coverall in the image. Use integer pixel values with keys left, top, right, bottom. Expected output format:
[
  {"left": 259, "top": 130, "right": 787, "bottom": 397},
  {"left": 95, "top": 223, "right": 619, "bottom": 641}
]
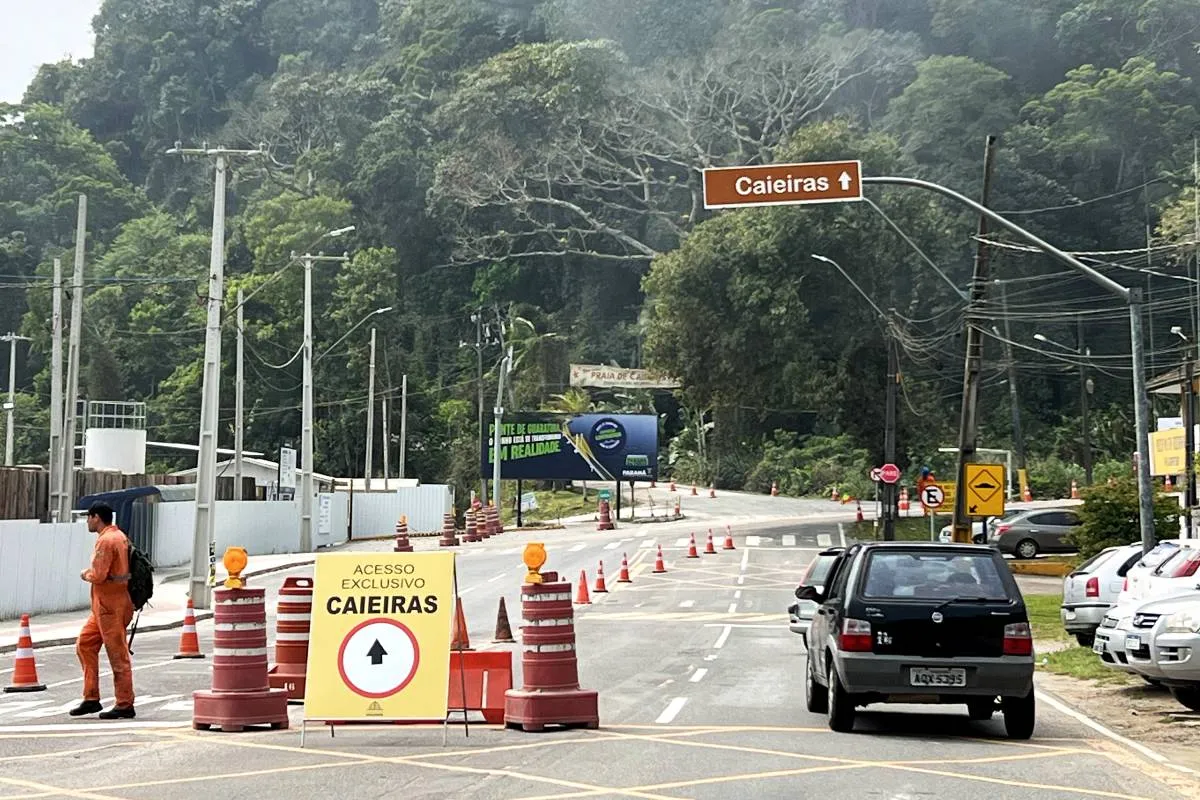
[{"left": 76, "top": 524, "right": 135, "bottom": 707}]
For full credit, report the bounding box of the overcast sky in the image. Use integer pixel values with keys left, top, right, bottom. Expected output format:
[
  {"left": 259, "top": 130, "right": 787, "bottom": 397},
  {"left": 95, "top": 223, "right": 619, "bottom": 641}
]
[{"left": 1, "top": 0, "right": 101, "bottom": 103}]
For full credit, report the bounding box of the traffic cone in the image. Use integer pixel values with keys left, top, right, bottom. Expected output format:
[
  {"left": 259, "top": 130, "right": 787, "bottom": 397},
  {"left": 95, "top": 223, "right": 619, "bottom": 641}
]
[
  {"left": 451, "top": 598, "right": 473, "bottom": 651},
  {"left": 708, "top": 485, "right": 716, "bottom": 499},
  {"left": 687, "top": 533, "right": 700, "bottom": 558},
  {"left": 673, "top": 496, "right": 681, "bottom": 516},
  {"left": 594, "top": 562, "right": 608, "bottom": 593},
  {"left": 1023, "top": 485, "right": 1033, "bottom": 502},
  {"left": 856, "top": 500, "right": 864, "bottom": 523},
  {"left": 4, "top": 615, "right": 46, "bottom": 693},
  {"left": 771, "top": 481, "right": 779, "bottom": 497},
  {"left": 653, "top": 544, "right": 668, "bottom": 573},
  {"left": 669, "top": 479, "right": 676, "bottom": 492},
  {"left": 1070, "top": 480, "right": 1080, "bottom": 500},
  {"left": 691, "top": 484, "right": 698, "bottom": 496},
  {"left": 492, "top": 597, "right": 515, "bottom": 644},
  {"left": 704, "top": 529, "right": 717, "bottom": 554},
  {"left": 576, "top": 570, "right": 591, "bottom": 605},
  {"left": 173, "top": 598, "right": 205, "bottom": 659},
  {"left": 617, "top": 553, "right": 632, "bottom": 583},
  {"left": 723, "top": 524, "right": 736, "bottom": 550},
  {"left": 1166, "top": 475, "right": 1175, "bottom": 492}
]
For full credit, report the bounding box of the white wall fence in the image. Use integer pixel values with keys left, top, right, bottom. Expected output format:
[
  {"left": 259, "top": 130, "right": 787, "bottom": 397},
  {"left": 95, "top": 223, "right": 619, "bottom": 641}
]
[
  {"left": 346, "top": 485, "right": 453, "bottom": 539},
  {"left": 0, "top": 520, "right": 93, "bottom": 620}
]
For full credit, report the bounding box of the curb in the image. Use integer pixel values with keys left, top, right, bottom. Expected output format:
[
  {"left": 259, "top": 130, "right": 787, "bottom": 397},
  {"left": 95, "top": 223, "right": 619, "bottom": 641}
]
[
  {"left": 0, "top": 560, "right": 313, "bottom": 655},
  {"left": 1009, "top": 560, "right": 1074, "bottom": 577}
]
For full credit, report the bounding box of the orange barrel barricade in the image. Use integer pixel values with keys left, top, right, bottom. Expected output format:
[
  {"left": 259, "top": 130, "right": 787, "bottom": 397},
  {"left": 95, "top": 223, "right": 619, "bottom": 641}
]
[
  {"left": 267, "top": 576, "right": 313, "bottom": 702},
  {"left": 504, "top": 573, "right": 599, "bottom": 730},
  {"left": 192, "top": 586, "right": 289, "bottom": 732}
]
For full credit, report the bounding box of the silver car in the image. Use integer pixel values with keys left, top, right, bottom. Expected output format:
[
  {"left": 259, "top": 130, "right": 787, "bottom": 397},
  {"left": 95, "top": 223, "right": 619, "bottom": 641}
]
[
  {"left": 1150, "top": 596, "right": 1200, "bottom": 710},
  {"left": 988, "top": 507, "right": 1082, "bottom": 559},
  {"left": 1093, "top": 606, "right": 1140, "bottom": 677},
  {"left": 1120, "top": 593, "right": 1200, "bottom": 685},
  {"left": 788, "top": 548, "right": 842, "bottom": 647},
  {"left": 1061, "top": 544, "right": 1143, "bottom": 646}
]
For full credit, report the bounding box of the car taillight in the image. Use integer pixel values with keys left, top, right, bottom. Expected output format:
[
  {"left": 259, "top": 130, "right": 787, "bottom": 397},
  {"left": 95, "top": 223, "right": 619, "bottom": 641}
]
[
  {"left": 839, "top": 618, "right": 873, "bottom": 652},
  {"left": 995, "top": 524, "right": 1011, "bottom": 535},
  {"left": 1086, "top": 577, "right": 1099, "bottom": 597},
  {"left": 1171, "top": 554, "right": 1200, "bottom": 578},
  {"left": 1003, "top": 622, "right": 1033, "bottom": 656},
  {"left": 1123, "top": 577, "right": 1129, "bottom": 592}
]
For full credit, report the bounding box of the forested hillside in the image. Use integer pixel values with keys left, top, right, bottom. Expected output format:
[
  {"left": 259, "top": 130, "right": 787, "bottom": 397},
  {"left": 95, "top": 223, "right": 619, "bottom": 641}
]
[{"left": 4, "top": 0, "right": 1200, "bottom": 500}]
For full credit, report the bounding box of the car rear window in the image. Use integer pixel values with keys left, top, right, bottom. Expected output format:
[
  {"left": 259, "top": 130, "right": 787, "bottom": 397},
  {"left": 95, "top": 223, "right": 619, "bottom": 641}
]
[
  {"left": 861, "top": 551, "right": 1010, "bottom": 601},
  {"left": 806, "top": 555, "right": 836, "bottom": 585},
  {"left": 1074, "top": 549, "right": 1117, "bottom": 575},
  {"left": 1140, "top": 542, "right": 1180, "bottom": 570}
]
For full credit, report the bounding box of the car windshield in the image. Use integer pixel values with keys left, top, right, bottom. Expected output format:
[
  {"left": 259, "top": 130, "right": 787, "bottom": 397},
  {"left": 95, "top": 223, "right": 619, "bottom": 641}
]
[{"left": 861, "top": 551, "right": 1010, "bottom": 601}]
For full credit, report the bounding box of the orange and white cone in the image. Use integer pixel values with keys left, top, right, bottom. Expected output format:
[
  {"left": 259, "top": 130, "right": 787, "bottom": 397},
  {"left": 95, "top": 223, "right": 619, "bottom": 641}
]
[
  {"left": 687, "top": 533, "right": 700, "bottom": 559},
  {"left": 576, "top": 570, "right": 591, "bottom": 605},
  {"left": 669, "top": 480, "right": 676, "bottom": 492},
  {"left": 723, "top": 524, "right": 736, "bottom": 551},
  {"left": 691, "top": 484, "right": 698, "bottom": 496},
  {"left": 594, "top": 562, "right": 608, "bottom": 594},
  {"left": 771, "top": 481, "right": 779, "bottom": 497},
  {"left": 1023, "top": 485, "right": 1033, "bottom": 502},
  {"left": 618, "top": 553, "right": 632, "bottom": 583},
  {"left": 173, "top": 598, "right": 205, "bottom": 659},
  {"left": 1071, "top": 479, "right": 1080, "bottom": 500},
  {"left": 653, "top": 544, "right": 668, "bottom": 574},
  {"left": 704, "top": 529, "right": 717, "bottom": 554},
  {"left": 4, "top": 615, "right": 46, "bottom": 692},
  {"left": 708, "top": 485, "right": 716, "bottom": 499}
]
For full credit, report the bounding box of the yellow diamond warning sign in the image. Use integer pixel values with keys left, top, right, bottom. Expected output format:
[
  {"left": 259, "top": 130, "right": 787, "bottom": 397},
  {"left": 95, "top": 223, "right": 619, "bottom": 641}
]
[{"left": 964, "top": 463, "right": 1005, "bottom": 518}]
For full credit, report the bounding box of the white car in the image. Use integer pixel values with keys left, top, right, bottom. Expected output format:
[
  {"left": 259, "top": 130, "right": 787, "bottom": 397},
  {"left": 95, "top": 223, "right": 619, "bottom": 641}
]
[
  {"left": 936, "top": 521, "right": 989, "bottom": 544},
  {"left": 1113, "top": 539, "right": 1185, "bottom": 609},
  {"left": 1061, "top": 543, "right": 1143, "bottom": 646},
  {"left": 1117, "top": 541, "right": 1200, "bottom": 610}
]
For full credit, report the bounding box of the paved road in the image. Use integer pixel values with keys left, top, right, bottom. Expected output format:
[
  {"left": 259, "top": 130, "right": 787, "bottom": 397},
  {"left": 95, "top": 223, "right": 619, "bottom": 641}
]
[{"left": 1, "top": 519, "right": 1195, "bottom": 800}]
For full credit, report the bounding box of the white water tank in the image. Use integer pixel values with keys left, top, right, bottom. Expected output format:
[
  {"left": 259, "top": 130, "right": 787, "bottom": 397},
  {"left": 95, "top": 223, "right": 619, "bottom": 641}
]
[{"left": 83, "top": 428, "right": 147, "bottom": 474}]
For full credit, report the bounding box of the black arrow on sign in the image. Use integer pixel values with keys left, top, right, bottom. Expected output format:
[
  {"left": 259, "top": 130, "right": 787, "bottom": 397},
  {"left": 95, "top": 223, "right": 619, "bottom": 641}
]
[
  {"left": 969, "top": 505, "right": 978, "bottom": 514},
  {"left": 367, "top": 639, "right": 388, "bottom": 666}
]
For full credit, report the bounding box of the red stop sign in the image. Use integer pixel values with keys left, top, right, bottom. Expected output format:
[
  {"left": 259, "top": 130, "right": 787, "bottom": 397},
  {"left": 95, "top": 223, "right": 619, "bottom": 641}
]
[{"left": 879, "top": 463, "right": 901, "bottom": 484}]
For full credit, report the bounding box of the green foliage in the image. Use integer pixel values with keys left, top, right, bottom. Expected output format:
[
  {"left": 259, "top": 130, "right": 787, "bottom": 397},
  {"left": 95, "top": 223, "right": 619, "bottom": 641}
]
[
  {"left": 1027, "top": 455, "right": 1085, "bottom": 500},
  {"left": 1072, "top": 477, "right": 1179, "bottom": 559},
  {"left": 744, "top": 432, "right": 873, "bottom": 500}
]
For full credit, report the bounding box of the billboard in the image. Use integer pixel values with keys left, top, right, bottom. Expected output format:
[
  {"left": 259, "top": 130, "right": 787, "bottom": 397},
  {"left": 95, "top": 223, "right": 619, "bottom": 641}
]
[
  {"left": 481, "top": 413, "right": 659, "bottom": 481},
  {"left": 569, "top": 364, "right": 680, "bottom": 389}
]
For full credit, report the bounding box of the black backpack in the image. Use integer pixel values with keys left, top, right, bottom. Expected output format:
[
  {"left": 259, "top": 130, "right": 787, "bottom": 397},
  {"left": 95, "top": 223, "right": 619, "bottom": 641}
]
[{"left": 127, "top": 543, "right": 155, "bottom": 612}]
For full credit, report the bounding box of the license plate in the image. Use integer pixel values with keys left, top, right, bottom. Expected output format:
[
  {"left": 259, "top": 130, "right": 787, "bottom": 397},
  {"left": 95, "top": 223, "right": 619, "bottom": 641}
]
[
  {"left": 909, "top": 668, "right": 966, "bottom": 688},
  {"left": 1093, "top": 639, "right": 1105, "bottom": 655},
  {"left": 1125, "top": 635, "right": 1141, "bottom": 651}
]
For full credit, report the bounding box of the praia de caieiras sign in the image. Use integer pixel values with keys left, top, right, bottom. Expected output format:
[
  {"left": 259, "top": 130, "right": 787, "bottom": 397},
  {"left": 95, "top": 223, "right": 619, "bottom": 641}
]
[{"left": 480, "top": 413, "right": 659, "bottom": 482}]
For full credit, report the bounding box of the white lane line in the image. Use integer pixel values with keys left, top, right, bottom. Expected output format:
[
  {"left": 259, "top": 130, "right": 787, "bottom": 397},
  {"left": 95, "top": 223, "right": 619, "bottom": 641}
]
[
  {"left": 817, "top": 533, "right": 833, "bottom": 548},
  {"left": 783, "top": 534, "right": 796, "bottom": 547},
  {"left": 727, "top": 602, "right": 738, "bottom": 614},
  {"left": 639, "top": 539, "right": 655, "bottom": 549},
  {"left": 745, "top": 536, "right": 762, "bottom": 546},
  {"left": 569, "top": 543, "right": 587, "bottom": 553},
  {"left": 740, "top": 548, "right": 750, "bottom": 571},
  {"left": 44, "top": 658, "right": 180, "bottom": 690},
  {"left": 604, "top": 540, "right": 626, "bottom": 551},
  {"left": 0, "top": 720, "right": 192, "bottom": 733},
  {"left": 838, "top": 523, "right": 847, "bottom": 547},
  {"left": 713, "top": 625, "right": 732, "bottom": 649},
  {"left": 160, "top": 700, "right": 194, "bottom": 712},
  {"left": 690, "top": 668, "right": 708, "bottom": 684},
  {"left": 737, "top": 575, "right": 745, "bottom": 585},
  {"left": 655, "top": 697, "right": 688, "bottom": 724},
  {"left": 734, "top": 590, "right": 742, "bottom": 600},
  {"left": 488, "top": 574, "right": 505, "bottom": 583},
  {"left": 679, "top": 600, "right": 695, "bottom": 609},
  {"left": 674, "top": 537, "right": 690, "bottom": 547},
  {"left": 704, "top": 654, "right": 718, "bottom": 662}
]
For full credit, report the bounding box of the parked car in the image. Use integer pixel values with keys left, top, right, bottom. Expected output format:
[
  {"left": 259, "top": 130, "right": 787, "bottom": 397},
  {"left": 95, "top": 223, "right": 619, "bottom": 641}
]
[
  {"left": 1113, "top": 539, "right": 1184, "bottom": 610},
  {"left": 937, "top": 521, "right": 989, "bottom": 544},
  {"left": 988, "top": 507, "right": 1083, "bottom": 558},
  {"left": 1151, "top": 596, "right": 1200, "bottom": 709},
  {"left": 1060, "top": 544, "right": 1143, "bottom": 646},
  {"left": 1116, "top": 542, "right": 1200, "bottom": 610},
  {"left": 788, "top": 548, "right": 843, "bottom": 647},
  {"left": 799, "top": 542, "right": 1036, "bottom": 739},
  {"left": 1093, "top": 606, "right": 1140, "bottom": 678},
  {"left": 1115, "top": 593, "right": 1200, "bottom": 687}
]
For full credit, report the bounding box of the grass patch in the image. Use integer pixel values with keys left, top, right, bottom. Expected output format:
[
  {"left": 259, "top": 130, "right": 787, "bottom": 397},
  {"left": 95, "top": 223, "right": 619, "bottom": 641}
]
[
  {"left": 499, "top": 488, "right": 594, "bottom": 525},
  {"left": 850, "top": 515, "right": 946, "bottom": 542},
  {"left": 1038, "top": 646, "right": 1132, "bottom": 683},
  {"left": 1024, "top": 593, "right": 1069, "bottom": 642}
]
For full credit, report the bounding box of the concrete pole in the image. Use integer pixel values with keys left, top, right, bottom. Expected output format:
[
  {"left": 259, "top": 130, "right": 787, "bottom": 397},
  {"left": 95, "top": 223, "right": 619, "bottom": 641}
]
[
  {"left": 492, "top": 355, "right": 511, "bottom": 516},
  {"left": 382, "top": 396, "right": 390, "bottom": 490},
  {"left": 1078, "top": 317, "right": 1092, "bottom": 485},
  {"left": 399, "top": 374, "right": 407, "bottom": 480},
  {"left": 300, "top": 253, "right": 315, "bottom": 554},
  {"left": 883, "top": 325, "right": 897, "bottom": 541},
  {"left": 365, "top": 327, "right": 376, "bottom": 491},
  {"left": 3, "top": 334, "right": 30, "bottom": 465},
  {"left": 60, "top": 194, "right": 87, "bottom": 521},
  {"left": 234, "top": 288, "right": 245, "bottom": 501},
  {"left": 48, "top": 258, "right": 64, "bottom": 520}
]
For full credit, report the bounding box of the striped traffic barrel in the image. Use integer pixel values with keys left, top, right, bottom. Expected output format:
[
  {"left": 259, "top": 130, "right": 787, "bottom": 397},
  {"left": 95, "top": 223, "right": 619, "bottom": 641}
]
[
  {"left": 211, "top": 587, "right": 270, "bottom": 693},
  {"left": 518, "top": 581, "right": 581, "bottom": 691},
  {"left": 268, "top": 576, "right": 313, "bottom": 701}
]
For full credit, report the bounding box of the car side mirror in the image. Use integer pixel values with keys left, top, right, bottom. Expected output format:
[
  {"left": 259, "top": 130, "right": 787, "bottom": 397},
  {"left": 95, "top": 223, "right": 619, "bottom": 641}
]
[{"left": 795, "top": 584, "right": 824, "bottom": 603}]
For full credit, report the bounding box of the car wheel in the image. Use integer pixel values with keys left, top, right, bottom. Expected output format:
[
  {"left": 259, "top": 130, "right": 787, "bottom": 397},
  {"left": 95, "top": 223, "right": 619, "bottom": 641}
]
[
  {"left": 805, "top": 654, "right": 828, "bottom": 714},
  {"left": 1001, "top": 690, "right": 1036, "bottom": 740},
  {"left": 1015, "top": 539, "right": 1039, "bottom": 559},
  {"left": 967, "top": 697, "right": 995, "bottom": 721},
  {"left": 826, "top": 663, "right": 855, "bottom": 733},
  {"left": 1170, "top": 686, "right": 1200, "bottom": 711},
  {"left": 1075, "top": 633, "right": 1095, "bottom": 647}
]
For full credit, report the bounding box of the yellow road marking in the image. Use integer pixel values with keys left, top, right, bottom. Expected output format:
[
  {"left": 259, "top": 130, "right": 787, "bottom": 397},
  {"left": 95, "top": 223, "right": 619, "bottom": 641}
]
[
  {"left": 882, "top": 763, "right": 1158, "bottom": 800},
  {"left": 0, "top": 776, "right": 125, "bottom": 800},
  {"left": 513, "top": 764, "right": 865, "bottom": 800},
  {"left": 0, "top": 742, "right": 141, "bottom": 764}
]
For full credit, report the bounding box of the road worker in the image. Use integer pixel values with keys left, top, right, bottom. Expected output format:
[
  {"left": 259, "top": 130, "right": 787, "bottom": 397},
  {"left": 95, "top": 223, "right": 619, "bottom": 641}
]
[{"left": 69, "top": 502, "right": 136, "bottom": 719}]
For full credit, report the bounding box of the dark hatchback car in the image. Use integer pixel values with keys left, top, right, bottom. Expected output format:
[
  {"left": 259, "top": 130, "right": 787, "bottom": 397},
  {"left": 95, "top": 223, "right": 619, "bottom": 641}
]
[{"left": 799, "top": 542, "right": 1036, "bottom": 739}]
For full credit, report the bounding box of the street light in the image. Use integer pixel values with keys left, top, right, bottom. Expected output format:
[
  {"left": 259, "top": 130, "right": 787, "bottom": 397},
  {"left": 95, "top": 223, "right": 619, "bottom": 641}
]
[
  {"left": 1172, "top": 325, "right": 1195, "bottom": 538},
  {"left": 1033, "top": 329, "right": 1092, "bottom": 484}
]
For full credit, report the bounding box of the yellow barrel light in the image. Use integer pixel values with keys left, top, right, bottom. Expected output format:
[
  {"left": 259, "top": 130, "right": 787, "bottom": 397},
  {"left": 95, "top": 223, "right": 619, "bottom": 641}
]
[
  {"left": 523, "top": 543, "right": 547, "bottom": 585},
  {"left": 223, "top": 546, "right": 249, "bottom": 589}
]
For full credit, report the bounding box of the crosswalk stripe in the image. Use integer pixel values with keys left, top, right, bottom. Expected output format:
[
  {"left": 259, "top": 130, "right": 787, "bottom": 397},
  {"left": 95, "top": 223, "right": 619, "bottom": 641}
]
[
  {"left": 639, "top": 539, "right": 655, "bottom": 549},
  {"left": 783, "top": 534, "right": 796, "bottom": 546},
  {"left": 569, "top": 543, "right": 587, "bottom": 552},
  {"left": 746, "top": 536, "right": 762, "bottom": 546},
  {"left": 604, "top": 539, "right": 626, "bottom": 550},
  {"left": 674, "top": 537, "right": 690, "bottom": 547},
  {"left": 817, "top": 533, "right": 832, "bottom": 547}
]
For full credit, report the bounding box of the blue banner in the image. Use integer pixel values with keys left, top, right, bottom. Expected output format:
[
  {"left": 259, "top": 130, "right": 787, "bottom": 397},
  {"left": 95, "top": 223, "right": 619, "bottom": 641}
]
[{"left": 480, "top": 413, "right": 659, "bottom": 481}]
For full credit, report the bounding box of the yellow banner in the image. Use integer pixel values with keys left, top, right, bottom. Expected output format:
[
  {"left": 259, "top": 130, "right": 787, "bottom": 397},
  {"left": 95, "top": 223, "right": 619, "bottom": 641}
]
[
  {"left": 1150, "top": 429, "right": 1187, "bottom": 477},
  {"left": 304, "top": 551, "right": 456, "bottom": 722}
]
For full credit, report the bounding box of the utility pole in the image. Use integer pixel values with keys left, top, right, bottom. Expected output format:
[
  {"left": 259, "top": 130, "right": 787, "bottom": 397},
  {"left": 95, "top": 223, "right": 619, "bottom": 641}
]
[
  {"left": 399, "top": 374, "right": 408, "bottom": 479},
  {"left": 2, "top": 334, "right": 31, "bottom": 466},
  {"left": 473, "top": 312, "right": 485, "bottom": 503},
  {"left": 951, "top": 136, "right": 999, "bottom": 544},
  {"left": 1186, "top": 357, "right": 1196, "bottom": 539},
  {"left": 1078, "top": 317, "right": 1093, "bottom": 485},
  {"left": 883, "top": 317, "right": 898, "bottom": 541},
  {"left": 995, "top": 281, "right": 1027, "bottom": 492},
  {"left": 298, "top": 251, "right": 350, "bottom": 555},
  {"left": 234, "top": 288, "right": 245, "bottom": 501},
  {"left": 492, "top": 351, "right": 512, "bottom": 516},
  {"left": 382, "top": 396, "right": 390, "bottom": 490},
  {"left": 167, "top": 143, "right": 264, "bottom": 609},
  {"left": 60, "top": 194, "right": 87, "bottom": 521},
  {"left": 364, "top": 327, "right": 376, "bottom": 491},
  {"left": 48, "top": 258, "right": 64, "bottom": 520}
]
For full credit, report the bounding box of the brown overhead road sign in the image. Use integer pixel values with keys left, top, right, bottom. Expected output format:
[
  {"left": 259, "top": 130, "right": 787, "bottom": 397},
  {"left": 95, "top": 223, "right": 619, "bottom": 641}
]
[{"left": 702, "top": 160, "right": 863, "bottom": 209}]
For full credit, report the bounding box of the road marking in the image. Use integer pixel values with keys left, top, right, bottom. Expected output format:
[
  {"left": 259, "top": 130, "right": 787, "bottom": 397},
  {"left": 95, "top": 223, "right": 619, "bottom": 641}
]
[
  {"left": 689, "top": 668, "right": 707, "bottom": 683},
  {"left": 674, "top": 537, "right": 690, "bottom": 547},
  {"left": 713, "top": 625, "right": 732, "bottom": 649},
  {"left": 160, "top": 700, "right": 194, "bottom": 712},
  {"left": 727, "top": 603, "right": 738, "bottom": 614},
  {"left": 0, "top": 701, "right": 49, "bottom": 718},
  {"left": 745, "top": 536, "right": 761, "bottom": 546},
  {"left": 655, "top": 697, "right": 687, "bottom": 724},
  {"left": 569, "top": 543, "right": 587, "bottom": 553},
  {"left": 488, "top": 574, "right": 505, "bottom": 583},
  {"left": 0, "top": 720, "right": 191, "bottom": 734},
  {"left": 740, "top": 548, "right": 749, "bottom": 571},
  {"left": 678, "top": 600, "right": 694, "bottom": 608},
  {"left": 704, "top": 654, "right": 717, "bottom": 661},
  {"left": 0, "top": 774, "right": 127, "bottom": 800},
  {"left": 604, "top": 540, "right": 626, "bottom": 551},
  {"left": 817, "top": 533, "right": 832, "bottom": 547},
  {"left": 837, "top": 523, "right": 847, "bottom": 547},
  {"left": 737, "top": 575, "right": 745, "bottom": 585},
  {"left": 783, "top": 534, "right": 796, "bottom": 546},
  {"left": 734, "top": 591, "right": 742, "bottom": 600},
  {"left": 639, "top": 539, "right": 655, "bottom": 549}
]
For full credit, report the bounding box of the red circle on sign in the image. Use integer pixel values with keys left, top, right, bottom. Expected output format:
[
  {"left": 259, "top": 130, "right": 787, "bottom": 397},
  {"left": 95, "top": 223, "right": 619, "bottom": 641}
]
[
  {"left": 336, "top": 617, "right": 422, "bottom": 699},
  {"left": 880, "top": 464, "right": 901, "bottom": 484}
]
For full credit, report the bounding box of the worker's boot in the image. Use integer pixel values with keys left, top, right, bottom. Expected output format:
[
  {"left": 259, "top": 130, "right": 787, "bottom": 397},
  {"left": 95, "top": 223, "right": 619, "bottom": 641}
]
[
  {"left": 98, "top": 705, "right": 135, "bottom": 720},
  {"left": 68, "top": 700, "right": 103, "bottom": 716}
]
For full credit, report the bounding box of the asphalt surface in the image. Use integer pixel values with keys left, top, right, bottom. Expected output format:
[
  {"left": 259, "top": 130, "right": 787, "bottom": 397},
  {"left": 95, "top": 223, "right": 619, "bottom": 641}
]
[{"left": 1, "top": 511, "right": 1195, "bottom": 800}]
